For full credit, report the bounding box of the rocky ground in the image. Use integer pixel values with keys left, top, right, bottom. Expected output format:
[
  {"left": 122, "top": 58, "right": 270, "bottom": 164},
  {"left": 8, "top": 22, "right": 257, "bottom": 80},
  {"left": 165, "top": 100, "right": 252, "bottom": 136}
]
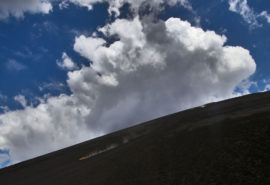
[{"left": 0, "top": 92, "right": 270, "bottom": 185}]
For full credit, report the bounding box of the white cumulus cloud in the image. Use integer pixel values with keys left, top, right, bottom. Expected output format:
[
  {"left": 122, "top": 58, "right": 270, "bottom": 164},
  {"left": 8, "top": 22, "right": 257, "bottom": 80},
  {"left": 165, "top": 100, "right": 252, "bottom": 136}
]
[
  {"left": 0, "top": 0, "right": 52, "bottom": 20},
  {"left": 63, "top": 0, "right": 192, "bottom": 16},
  {"left": 0, "top": 94, "right": 100, "bottom": 163},
  {"left": 71, "top": 16, "right": 255, "bottom": 132},
  {"left": 57, "top": 52, "right": 78, "bottom": 70},
  {"left": 0, "top": 15, "right": 256, "bottom": 164}
]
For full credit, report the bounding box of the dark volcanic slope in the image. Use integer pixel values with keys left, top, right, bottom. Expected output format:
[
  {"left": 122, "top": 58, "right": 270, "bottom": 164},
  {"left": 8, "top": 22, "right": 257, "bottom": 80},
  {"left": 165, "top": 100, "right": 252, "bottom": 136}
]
[{"left": 1, "top": 92, "right": 270, "bottom": 185}]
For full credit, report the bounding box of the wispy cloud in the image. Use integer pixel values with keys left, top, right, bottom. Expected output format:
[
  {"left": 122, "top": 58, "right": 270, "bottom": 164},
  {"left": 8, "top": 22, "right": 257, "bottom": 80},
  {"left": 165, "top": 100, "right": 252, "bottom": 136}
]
[
  {"left": 259, "top": 11, "right": 270, "bottom": 23},
  {"left": 38, "top": 81, "right": 67, "bottom": 93},
  {"left": 0, "top": 93, "right": 7, "bottom": 102},
  {"left": 14, "top": 95, "right": 27, "bottom": 108},
  {"left": 59, "top": 1, "right": 69, "bottom": 10},
  {"left": 5, "top": 59, "right": 26, "bottom": 71},
  {"left": 228, "top": 0, "right": 270, "bottom": 28}
]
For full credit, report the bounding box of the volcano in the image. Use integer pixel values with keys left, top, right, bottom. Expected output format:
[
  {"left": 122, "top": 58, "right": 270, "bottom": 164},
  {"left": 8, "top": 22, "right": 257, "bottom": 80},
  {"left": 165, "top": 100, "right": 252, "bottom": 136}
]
[{"left": 0, "top": 92, "right": 270, "bottom": 185}]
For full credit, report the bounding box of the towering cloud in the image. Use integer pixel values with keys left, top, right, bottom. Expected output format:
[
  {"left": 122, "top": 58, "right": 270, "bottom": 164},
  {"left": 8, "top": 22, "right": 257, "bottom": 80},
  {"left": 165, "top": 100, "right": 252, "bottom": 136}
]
[
  {"left": 0, "top": 1, "right": 256, "bottom": 165},
  {"left": 71, "top": 16, "right": 255, "bottom": 132}
]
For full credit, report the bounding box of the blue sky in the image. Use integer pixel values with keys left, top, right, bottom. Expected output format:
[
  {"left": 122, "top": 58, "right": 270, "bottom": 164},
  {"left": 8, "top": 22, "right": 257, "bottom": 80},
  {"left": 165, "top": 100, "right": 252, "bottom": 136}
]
[
  {"left": 0, "top": 0, "right": 269, "bottom": 167},
  {"left": 0, "top": 3, "right": 109, "bottom": 111}
]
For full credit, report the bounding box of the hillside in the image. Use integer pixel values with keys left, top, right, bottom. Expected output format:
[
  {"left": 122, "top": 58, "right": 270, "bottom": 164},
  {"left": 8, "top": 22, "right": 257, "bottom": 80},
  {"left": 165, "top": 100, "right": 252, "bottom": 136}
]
[{"left": 0, "top": 92, "right": 270, "bottom": 185}]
